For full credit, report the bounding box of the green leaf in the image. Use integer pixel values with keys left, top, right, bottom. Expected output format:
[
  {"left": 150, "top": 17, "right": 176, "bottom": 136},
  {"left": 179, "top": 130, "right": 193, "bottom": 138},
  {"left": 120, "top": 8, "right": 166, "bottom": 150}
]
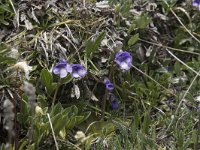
[
  {"left": 61, "top": 107, "right": 72, "bottom": 116},
  {"left": 0, "top": 4, "right": 13, "bottom": 13},
  {"left": 70, "top": 105, "right": 78, "bottom": 115},
  {"left": 0, "top": 56, "right": 16, "bottom": 64},
  {"left": 176, "top": 130, "right": 184, "bottom": 149},
  {"left": 32, "top": 124, "right": 44, "bottom": 146},
  {"left": 48, "top": 82, "right": 57, "bottom": 94},
  {"left": 128, "top": 24, "right": 136, "bottom": 34},
  {"left": 37, "top": 95, "right": 47, "bottom": 108},
  {"left": 85, "top": 32, "right": 106, "bottom": 58},
  {"left": 134, "top": 13, "right": 151, "bottom": 29},
  {"left": 81, "top": 112, "right": 91, "bottom": 121},
  {"left": 40, "top": 69, "right": 57, "bottom": 94},
  {"left": 41, "top": 69, "right": 53, "bottom": 87},
  {"left": 87, "top": 121, "right": 115, "bottom": 135},
  {"left": 51, "top": 103, "right": 63, "bottom": 116},
  {"left": 17, "top": 94, "right": 29, "bottom": 124},
  {"left": 27, "top": 144, "right": 35, "bottom": 150},
  {"left": 74, "top": 116, "right": 86, "bottom": 124},
  {"left": 66, "top": 116, "right": 83, "bottom": 129},
  {"left": 174, "top": 61, "right": 181, "bottom": 74},
  {"left": 142, "top": 112, "right": 151, "bottom": 133},
  {"left": 18, "top": 140, "right": 28, "bottom": 150},
  {"left": 61, "top": 74, "right": 72, "bottom": 84},
  {"left": 20, "top": 98, "right": 29, "bottom": 115},
  {"left": 51, "top": 113, "right": 62, "bottom": 128},
  {"left": 128, "top": 33, "right": 139, "bottom": 46},
  {"left": 0, "top": 19, "right": 9, "bottom": 25},
  {"left": 54, "top": 114, "right": 69, "bottom": 134}
]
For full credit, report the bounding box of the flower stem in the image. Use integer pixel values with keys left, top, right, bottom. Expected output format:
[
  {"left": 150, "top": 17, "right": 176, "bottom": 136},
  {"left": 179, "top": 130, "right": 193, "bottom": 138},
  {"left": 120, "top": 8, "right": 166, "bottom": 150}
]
[
  {"left": 51, "top": 78, "right": 61, "bottom": 110},
  {"left": 101, "top": 90, "right": 108, "bottom": 120}
]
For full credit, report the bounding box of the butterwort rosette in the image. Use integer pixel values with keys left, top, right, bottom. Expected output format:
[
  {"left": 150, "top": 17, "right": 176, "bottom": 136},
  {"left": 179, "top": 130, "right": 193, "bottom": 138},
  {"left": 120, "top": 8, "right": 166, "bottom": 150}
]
[
  {"left": 192, "top": 0, "right": 200, "bottom": 10},
  {"left": 71, "top": 64, "right": 87, "bottom": 78},
  {"left": 104, "top": 79, "right": 114, "bottom": 91},
  {"left": 114, "top": 51, "right": 132, "bottom": 70},
  {"left": 53, "top": 59, "right": 72, "bottom": 78}
]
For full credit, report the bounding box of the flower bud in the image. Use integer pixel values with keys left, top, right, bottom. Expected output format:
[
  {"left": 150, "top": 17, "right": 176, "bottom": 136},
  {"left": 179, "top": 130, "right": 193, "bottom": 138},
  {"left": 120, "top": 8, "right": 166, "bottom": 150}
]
[
  {"left": 74, "top": 131, "right": 85, "bottom": 141},
  {"left": 35, "top": 106, "right": 44, "bottom": 115}
]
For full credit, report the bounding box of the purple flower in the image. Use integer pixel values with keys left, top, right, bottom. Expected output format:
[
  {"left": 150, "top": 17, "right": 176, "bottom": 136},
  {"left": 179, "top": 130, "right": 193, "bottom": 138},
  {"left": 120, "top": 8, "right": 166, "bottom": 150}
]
[
  {"left": 114, "top": 51, "right": 132, "bottom": 70},
  {"left": 53, "top": 59, "right": 72, "bottom": 78},
  {"left": 192, "top": 0, "right": 200, "bottom": 10},
  {"left": 104, "top": 79, "right": 114, "bottom": 90},
  {"left": 109, "top": 94, "right": 118, "bottom": 109},
  {"left": 71, "top": 64, "right": 87, "bottom": 78},
  {"left": 111, "top": 100, "right": 119, "bottom": 109}
]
